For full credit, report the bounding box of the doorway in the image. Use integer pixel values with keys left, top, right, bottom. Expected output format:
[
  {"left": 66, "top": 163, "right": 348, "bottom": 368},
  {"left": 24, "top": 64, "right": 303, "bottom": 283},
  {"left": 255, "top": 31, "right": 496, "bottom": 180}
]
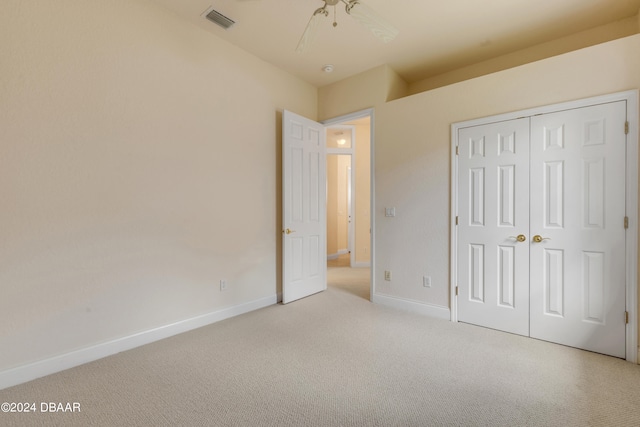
[
  {"left": 282, "top": 109, "right": 374, "bottom": 304},
  {"left": 327, "top": 154, "right": 352, "bottom": 265},
  {"left": 324, "top": 113, "right": 372, "bottom": 300}
]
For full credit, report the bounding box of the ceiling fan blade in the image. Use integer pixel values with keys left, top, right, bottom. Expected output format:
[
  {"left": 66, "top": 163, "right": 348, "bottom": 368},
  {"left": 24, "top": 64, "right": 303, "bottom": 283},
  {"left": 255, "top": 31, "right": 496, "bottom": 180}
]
[
  {"left": 346, "top": 1, "right": 398, "bottom": 43},
  {"left": 295, "top": 8, "right": 328, "bottom": 54}
]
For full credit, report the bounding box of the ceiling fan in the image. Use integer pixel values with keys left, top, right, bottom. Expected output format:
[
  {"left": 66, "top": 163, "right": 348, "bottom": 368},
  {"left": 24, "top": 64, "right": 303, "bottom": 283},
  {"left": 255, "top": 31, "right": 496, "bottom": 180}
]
[{"left": 296, "top": 0, "right": 399, "bottom": 53}]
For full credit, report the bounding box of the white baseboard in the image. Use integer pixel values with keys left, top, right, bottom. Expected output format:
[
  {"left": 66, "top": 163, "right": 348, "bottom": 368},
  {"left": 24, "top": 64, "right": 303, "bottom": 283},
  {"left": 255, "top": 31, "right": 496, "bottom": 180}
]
[
  {"left": 327, "top": 249, "right": 349, "bottom": 260},
  {"left": 373, "top": 293, "right": 450, "bottom": 320},
  {"left": 352, "top": 261, "right": 371, "bottom": 268},
  {"left": 0, "top": 294, "right": 277, "bottom": 391}
]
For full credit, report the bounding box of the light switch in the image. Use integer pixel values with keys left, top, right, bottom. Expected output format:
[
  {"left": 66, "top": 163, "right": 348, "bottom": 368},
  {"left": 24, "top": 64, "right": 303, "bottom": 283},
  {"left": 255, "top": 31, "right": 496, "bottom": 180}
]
[{"left": 385, "top": 207, "right": 396, "bottom": 217}]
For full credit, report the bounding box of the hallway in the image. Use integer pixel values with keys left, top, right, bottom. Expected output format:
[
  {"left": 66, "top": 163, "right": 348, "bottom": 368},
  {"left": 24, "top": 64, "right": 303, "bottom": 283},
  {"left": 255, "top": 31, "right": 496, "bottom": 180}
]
[{"left": 327, "top": 254, "right": 370, "bottom": 300}]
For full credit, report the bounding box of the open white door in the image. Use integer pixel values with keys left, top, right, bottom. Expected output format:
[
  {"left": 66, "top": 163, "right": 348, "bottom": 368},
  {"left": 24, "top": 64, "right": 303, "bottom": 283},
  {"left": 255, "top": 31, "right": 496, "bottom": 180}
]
[{"left": 282, "top": 110, "right": 327, "bottom": 304}]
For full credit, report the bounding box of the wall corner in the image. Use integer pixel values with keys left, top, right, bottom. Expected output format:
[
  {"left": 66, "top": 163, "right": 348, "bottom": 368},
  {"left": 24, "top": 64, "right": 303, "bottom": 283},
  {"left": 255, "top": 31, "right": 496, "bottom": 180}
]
[{"left": 385, "top": 65, "right": 409, "bottom": 102}]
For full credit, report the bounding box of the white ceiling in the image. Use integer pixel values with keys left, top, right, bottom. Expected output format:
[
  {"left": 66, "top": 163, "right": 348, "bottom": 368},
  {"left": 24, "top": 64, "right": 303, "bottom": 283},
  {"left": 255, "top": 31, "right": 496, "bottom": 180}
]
[{"left": 151, "top": 0, "right": 640, "bottom": 87}]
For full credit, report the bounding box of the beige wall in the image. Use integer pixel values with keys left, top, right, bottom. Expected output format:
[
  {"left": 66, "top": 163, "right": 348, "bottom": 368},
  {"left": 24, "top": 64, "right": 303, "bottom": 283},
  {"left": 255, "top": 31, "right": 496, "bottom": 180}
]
[
  {"left": 318, "top": 65, "right": 396, "bottom": 122},
  {"left": 327, "top": 156, "right": 339, "bottom": 256},
  {"left": 319, "top": 34, "right": 640, "bottom": 336},
  {"left": 326, "top": 155, "right": 350, "bottom": 256},
  {"left": 337, "top": 156, "right": 350, "bottom": 252},
  {"left": 2, "top": 0, "right": 639, "bottom": 377},
  {"left": 354, "top": 122, "right": 371, "bottom": 265},
  {"left": 0, "top": 0, "right": 316, "bottom": 371}
]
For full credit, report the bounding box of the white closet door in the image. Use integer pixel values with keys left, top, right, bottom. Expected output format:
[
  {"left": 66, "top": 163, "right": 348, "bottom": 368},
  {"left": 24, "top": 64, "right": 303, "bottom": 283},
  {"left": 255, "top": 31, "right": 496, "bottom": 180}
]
[
  {"left": 457, "top": 118, "right": 531, "bottom": 336},
  {"left": 529, "top": 101, "right": 627, "bottom": 358}
]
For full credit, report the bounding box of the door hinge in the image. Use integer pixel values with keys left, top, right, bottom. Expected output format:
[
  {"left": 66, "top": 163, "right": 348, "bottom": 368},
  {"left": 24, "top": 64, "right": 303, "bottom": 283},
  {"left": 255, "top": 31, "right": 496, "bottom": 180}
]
[
  {"left": 455, "top": 216, "right": 459, "bottom": 226},
  {"left": 624, "top": 216, "right": 629, "bottom": 229},
  {"left": 455, "top": 146, "right": 459, "bottom": 156},
  {"left": 625, "top": 121, "right": 629, "bottom": 135},
  {"left": 625, "top": 311, "right": 629, "bottom": 324},
  {"left": 455, "top": 286, "right": 459, "bottom": 296}
]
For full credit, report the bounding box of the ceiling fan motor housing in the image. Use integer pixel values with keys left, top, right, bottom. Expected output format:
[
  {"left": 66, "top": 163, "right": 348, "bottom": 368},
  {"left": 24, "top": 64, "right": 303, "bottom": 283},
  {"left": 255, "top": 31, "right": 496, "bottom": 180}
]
[{"left": 296, "top": 0, "right": 398, "bottom": 54}]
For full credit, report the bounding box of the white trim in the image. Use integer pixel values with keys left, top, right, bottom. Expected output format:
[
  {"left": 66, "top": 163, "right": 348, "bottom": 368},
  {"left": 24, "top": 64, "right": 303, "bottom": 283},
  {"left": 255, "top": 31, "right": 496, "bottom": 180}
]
[
  {"left": 353, "top": 262, "right": 371, "bottom": 268},
  {"left": 625, "top": 90, "right": 638, "bottom": 363},
  {"left": 322, "top": 109, "right": 374, "bottom": 126},
  {"left": 348, "top": 162, "right": 354, "bottom": 267},
  {"left": 450, "top": 121, "right": 459, "bottom": 323},
  {"left": 369, "top": 110, "right": 376, "bottom": 303},
  {"left": 0, "top": 294, "right": 277, "bottom": 390},
  {"left": 327, "top": 249, "right": 349, "bottom": 260},
  {"left": 450, "top": 90, "right": 638, "bottom": 363},
  {"left": 373, "top": 294, "right": 451, "bottom": 320}
]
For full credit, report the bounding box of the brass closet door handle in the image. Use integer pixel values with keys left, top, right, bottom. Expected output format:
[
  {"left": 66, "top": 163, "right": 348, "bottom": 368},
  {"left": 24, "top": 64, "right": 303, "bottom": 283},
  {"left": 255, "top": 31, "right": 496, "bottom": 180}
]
[
  {"left": 283, "top": 228, "right": 296, "bottom": 235},
  {"left": 509, "top": 234, "right": 527, "bottom": 242},
  {"left": 533, "top": 235, "right": 551, "bottom": 243}
]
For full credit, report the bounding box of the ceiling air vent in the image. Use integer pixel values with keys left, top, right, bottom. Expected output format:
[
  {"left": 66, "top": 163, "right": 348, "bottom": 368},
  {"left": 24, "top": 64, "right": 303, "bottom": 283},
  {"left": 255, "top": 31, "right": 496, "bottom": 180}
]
[{"left": 204, "top": 8, "right": 235, "bottom": 30}]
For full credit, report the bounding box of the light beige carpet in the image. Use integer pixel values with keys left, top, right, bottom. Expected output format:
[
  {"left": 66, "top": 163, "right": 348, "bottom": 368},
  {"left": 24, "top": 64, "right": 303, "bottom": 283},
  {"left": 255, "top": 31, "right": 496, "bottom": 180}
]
[
  {"left": 1, "top": 267, "right": 640, "bottom": 426},
  {"left": 327, "top": 264, "right": 370, "bottom": 300}
]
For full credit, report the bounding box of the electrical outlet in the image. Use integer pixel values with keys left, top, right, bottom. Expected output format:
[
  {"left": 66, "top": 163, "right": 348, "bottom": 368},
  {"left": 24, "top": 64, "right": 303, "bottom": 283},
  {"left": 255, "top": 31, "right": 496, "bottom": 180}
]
[
  {"left": 423, "top": 276, "right": 432, "bottom": 288},
  {"left": 220, "top": 279, "right": 228, "bottom": 291},
  {"left": 384, "top": 270, "right": 392, "bottom": 281}
]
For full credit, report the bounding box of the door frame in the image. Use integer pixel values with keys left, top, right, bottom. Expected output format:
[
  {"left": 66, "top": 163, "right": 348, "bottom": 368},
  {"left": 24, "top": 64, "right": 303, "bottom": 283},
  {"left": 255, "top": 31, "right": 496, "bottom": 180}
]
[
  {"left": 323, "top": 108, "right": 375, "bottom": 301},
  {"left": 450, "top": 90, "right": 638, "bottom": 362}
]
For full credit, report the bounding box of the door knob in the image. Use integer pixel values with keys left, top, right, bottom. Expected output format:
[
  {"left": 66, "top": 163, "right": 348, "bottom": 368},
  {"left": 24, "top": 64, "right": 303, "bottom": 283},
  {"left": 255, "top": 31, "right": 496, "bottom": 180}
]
[
  {"left": 283, "top": 228, "right": 296, "bottom": 235},
  {"left": 509, "top": 234, "right": 526, "bottom": 242},
  {"left": 532, "top": 235, "right": 550, "bottom": 243}
]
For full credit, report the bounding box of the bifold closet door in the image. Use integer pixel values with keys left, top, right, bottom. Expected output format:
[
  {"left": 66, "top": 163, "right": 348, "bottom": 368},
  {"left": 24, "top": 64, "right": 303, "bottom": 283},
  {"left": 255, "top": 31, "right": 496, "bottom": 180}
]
[
  {"left": 529, "top": 101, "right": 627, "bottom": 358},
  {"left": 457, "top": 118, "right": 531, "bottom": 336}
]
